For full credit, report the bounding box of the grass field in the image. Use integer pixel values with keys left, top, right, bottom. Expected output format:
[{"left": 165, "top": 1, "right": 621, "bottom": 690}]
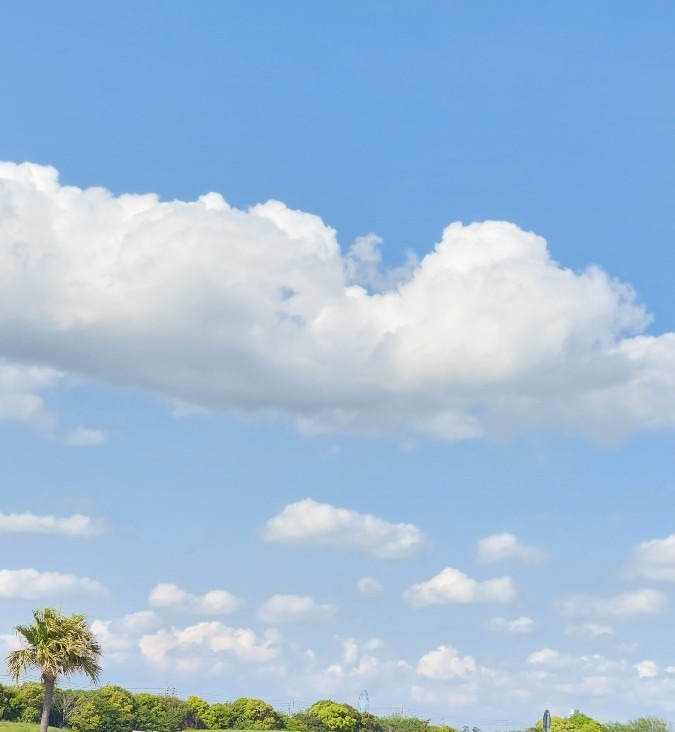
[{"left": 0, "top": 723, "right": 60, "bottom": 732}]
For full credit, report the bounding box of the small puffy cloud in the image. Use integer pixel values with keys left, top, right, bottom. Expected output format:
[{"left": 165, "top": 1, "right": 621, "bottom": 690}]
[
  {"left": 627, "top": 535, "right": 675, "bottom": 581},
  {"left": 404, "top": 567, "right": 516, "bottom": 607},
  {"left": 257, "top": 594, "right": 337, "bottom": 624},
  {"left": 90, "top": 619, "right": 134, "bottom": 660},
  {"left": 3, "top": 162, "right": 675, "bottom": 445},
  {"left": 140, "top": 622, "right": 280, "bottom": 667},
  {"left": 356, "top": 577, "right": 384, "bottom": 595},
  {"left": 0, "top": 511, "right": 100, "bottom": 536},
  {"left": 477, "top": 533, "right": 546, "bottom": 564},
  {"left": 0, "top": 568, "right": 108, "bottom": 599},
  {"left": 64, "top": 427, "right": 107, "bottom": 446},
  {"left": 118, "top": 610, "right": 161, "bottom": 632},
  {"left": 417, "top": 645, "right": 477, "bottom": 680},
  {"left": 487, "top": 616, "right": 536, "bottom": 633},
  {"left": 0, "top": 359, "right": 61, "bottom": 431},
  {"left": 634, "top": 660, "right": 658, "bottom": 678},
  {"left": 263, "top": 499, "right": 423, "bottom": 559},
  {"left": 527, "top": 648, "right": 561, "bottom": 665},
  {"left": 148, "top": 583, "right": 242, "bottom": 615},
  {"left": 555, "top": 589, "right": 668, "bottom": 618},
  {"left": 565, "top": 623, "right": 614, "bottom": 637}
]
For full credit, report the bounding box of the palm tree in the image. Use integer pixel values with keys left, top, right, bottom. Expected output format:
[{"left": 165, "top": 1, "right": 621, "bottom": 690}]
[{"left": 6, "top": 608, "right": 102, "bottom": 732}]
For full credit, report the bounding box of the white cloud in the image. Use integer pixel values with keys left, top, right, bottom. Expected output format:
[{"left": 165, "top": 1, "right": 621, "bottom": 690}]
[
  {"left": 139, "top": 622, "right": 280, "bottom": 667},
  {"left": 118, "top": 610, "right": 161, "bottom": 632},
  {"left": 356, "top": 577, "right": 384, "bottom": 595},
  {"left": 90, "top": 619, "right": 134, "bottom": 660},
  {"left": 627, "top": 534, "right": 675, "bottom": 581},
  {"left": 0, "top": 568, "right": 108, "bottom": 599},
  {"left": 487, "top": 616, "right": 536, "bottom": 633},
  {"left": 64, "top": 427, "right": 107, "bottom": 446},
  {"left": 634, "top": 660, "right": 658, "bottom": 678},
  {"left": 565, "top": 623, "right": 614, "bottom": 637},
  {"left": 417, "top": 645, "right": 477, "bottom": 679},
  {"left": 148, "top": 583, "right": 242, "bottom": 615},
  {"left": 555, "top": 588, "right": 668, "bottom": 618},
  {"left": 257, "top": 594, "right": 336, "bottom": 624},
  {"left": 0, "top": 511, "right": 100, "bottom": 536},
  {"left": 263, "top": 499, "right": 423, "bottom": 559},
  {"left": 477, "top": 533, "right": 546, "bottom": 563},
  {"left": 0, "top": 359, "right": 61, "bottom": 430},
  {"left": 404, "top": 567, "right": 516, "bottom": 607},
  {"left": 2, "top": 162, "right": 675, "bottom": 443},
  {"left": 527, "top": 648, "right": 561, "bottom": 665}
]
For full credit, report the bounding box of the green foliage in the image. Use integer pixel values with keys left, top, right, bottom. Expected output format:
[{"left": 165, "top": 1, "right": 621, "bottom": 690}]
[
  {"left": 69, "top": 687, "right": 134, "bottom": 732},
  {"left": 379, "top": 718, "right": 431, "bottom": 732},
  {"left": 50, "top": 689, "right": 84, "bottom": 728},
  {"left": 205, "top": 703, "right": 237, "bottom": 730},
  {"left": 286, "top": 712, "right": 330, "bottom": 732},
  {"left": 9, "top": 684, "right": 43, "bottom": 724},
  {"left": 604, "top": 720, "right": 672, "bottom": 732},
  {"left": 359, "top": 714, "right": 383, "bottom": 732},
  {"left": 307, "top": 701, "right": 359, "bottom": 732},
  {"left": 6, "top": 608, "right": 102, "bottom": 732},
  {"left": 133, "top": 693, "right": 192, "bottom": 732},
  {"left": 229, "top": 699, "right": 285, "bottom": 730},
  {"left": 185, "top": 697, "right": 210, "bottom": 729},
  {"left": 535, "top": 715, "right": 603, "bottom": 732},
  {"left": 0, "top": 686, "right": 17, "bottom": 722},
  {"left": 7, "top": 609, "right": 101, "bottom": 685}
]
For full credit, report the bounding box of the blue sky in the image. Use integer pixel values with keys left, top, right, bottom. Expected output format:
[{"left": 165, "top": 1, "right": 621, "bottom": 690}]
[{"left": 1, "top": 1, "right": 675, "bottom": 726}]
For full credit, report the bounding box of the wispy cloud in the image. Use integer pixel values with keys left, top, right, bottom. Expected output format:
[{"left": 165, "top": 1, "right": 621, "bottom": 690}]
[
  {"left": 356, "top": 577, "right": 384, "bottom": 595},
  {"left": 626, "top": 534, "right": 675, "bottom": 581},
  {"left": 565, "top": 623, "right": 614, "bottom": 637},
  {"left": 0, "top": 511, "right": 101, "bottom": 536},
  {"left": 477, "top": 533, "right": 546, "bottom": 564},
  {"left": 257, "top": 594, "right": 336, "bottom": 624},
  {"left": 555, "top": 589, "right": 668, "bottom": 618},
  {"left": 64, "top": 427, "right": 108, "bottom": 446},
  {"left": 487, "top": 616, "right": 536, "bottom": 633},
  {"left": 0, "top": 568, "right": 108, "bottom": 599}
]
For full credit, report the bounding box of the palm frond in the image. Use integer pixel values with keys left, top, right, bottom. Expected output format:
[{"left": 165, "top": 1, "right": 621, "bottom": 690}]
[{"left": 5, "top": 607, "right": 102, "bottom": 684}]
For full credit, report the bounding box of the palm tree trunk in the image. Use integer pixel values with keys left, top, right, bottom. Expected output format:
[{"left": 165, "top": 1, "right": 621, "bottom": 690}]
[{"left": 40, "top": 676, "right": 55, "bottom": 732}]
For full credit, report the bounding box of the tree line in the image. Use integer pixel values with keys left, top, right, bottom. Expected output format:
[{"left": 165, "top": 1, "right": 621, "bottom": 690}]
[
  {"left": 0, "top": 684, "right": 459, "bottom": 732},
  {"left": 0, "top": 683, "right": 670, "bottom": 732}
]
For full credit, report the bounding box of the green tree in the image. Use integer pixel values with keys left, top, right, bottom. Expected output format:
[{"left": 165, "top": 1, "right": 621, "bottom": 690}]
[
  {"left": 307, "top": 701, "right": 359, "bottom": 732},
  {"left": 379, "top": 718, "right": 431, "bottom": 732},
  {"left": 536, "top": 715, "right": 602, "bottom": 732},
  {"left": 286, "top": 712, "right": 329, "bottom": 732},
  {"left": 8, "top": 681, "right": 44, "bottom": 723},
  {"left": 6, "top": 608, "right": 102, "bottom": 732},
  {"left": 69, "top": 687, "right": 134, "bottom": 732},
  {"left": 0, "top": 683, "right": 17, "bottom": 721},
  {"left": 207, "top": 702, "right": 237, "bottom": 729},
  {"left": 605, "top": 720, "right": 672, "bottom": 732},
  {"left": 133, "top": 692, "right": 192, "bottom": 732},
  {"left": 230, "top": 698, "right": 285, "bottom": 730},
  {"left": 185, "top": 695, "right": 210, "bottom": 729}
]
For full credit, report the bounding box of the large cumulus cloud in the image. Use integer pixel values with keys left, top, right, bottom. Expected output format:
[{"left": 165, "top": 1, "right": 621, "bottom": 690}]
[{"left": 1, "top": 161, "right": 674, "bottom": 441}]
